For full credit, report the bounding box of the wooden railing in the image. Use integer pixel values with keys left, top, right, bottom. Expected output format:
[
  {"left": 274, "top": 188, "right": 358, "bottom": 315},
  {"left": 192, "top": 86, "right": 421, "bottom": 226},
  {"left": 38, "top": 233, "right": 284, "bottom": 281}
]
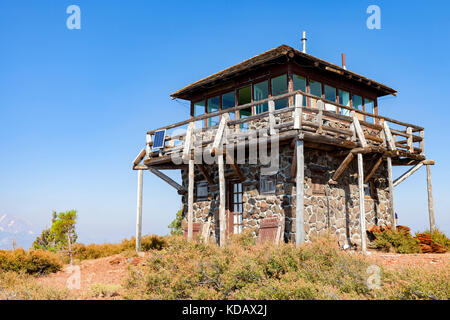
[{"left": 136, "top": 89, "right": 425, "bottom": 164}]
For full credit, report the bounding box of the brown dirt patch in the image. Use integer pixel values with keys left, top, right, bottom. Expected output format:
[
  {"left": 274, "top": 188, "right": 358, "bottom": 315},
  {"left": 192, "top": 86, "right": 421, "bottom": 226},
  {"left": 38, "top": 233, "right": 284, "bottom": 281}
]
[{"left": 367, "top": 251, "right": 450, "bottom": 270}]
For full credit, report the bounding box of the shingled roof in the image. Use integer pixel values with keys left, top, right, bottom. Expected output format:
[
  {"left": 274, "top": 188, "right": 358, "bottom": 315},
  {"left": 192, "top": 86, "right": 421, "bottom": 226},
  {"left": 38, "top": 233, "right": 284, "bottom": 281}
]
[{"left": 170, "top": 44, "right": 397, "bottom": 100}]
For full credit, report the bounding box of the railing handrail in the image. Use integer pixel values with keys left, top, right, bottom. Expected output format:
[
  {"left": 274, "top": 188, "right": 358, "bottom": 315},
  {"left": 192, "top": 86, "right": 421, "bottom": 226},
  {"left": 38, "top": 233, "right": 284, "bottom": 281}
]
[{"left": 147, "top": 89, "right": 423, "bottom": 135}]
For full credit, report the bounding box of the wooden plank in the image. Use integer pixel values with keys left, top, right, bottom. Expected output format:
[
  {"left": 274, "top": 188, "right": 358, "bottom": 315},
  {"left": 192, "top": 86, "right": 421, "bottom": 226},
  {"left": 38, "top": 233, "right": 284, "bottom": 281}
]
[
  {"left": 291, "top": 140, "right": 297, "bottom": 178},
  {"left": 426, "top": 165, "right": 435, "bottom": 232},
  {"left": 145, "top": 133, "right": 152, "bottom": 159},
  {"left": 329, "top": 152, "right": 354, "bottom": 183},
  {"left": 387, "top": 157, "right": 396, "bottom": 229},
  {"left": 211, "top": 113, "right": 230, "bottom": 155},
  {"left": 352, "top": 112, "right": 367, "bottom": 148},
  {"left": 364, "top": 156, "right": 383, "bottom": 184},
  {"left": 419, "top": 130, "right": 425, "bottom": 156},
  {"left": 268, "top": 99, "right": 276, "bottom": 135},
  {"left": 296, "top": 136, "right": 305, "bottom": 247},
  {"left": 316, "top": 100, "right": 324, "bottom": 134},
  {"left": 294, "top": 94, "right": 303, "bottom": 129},
  {"left": 357, "top": 153, "right": 367, "bottom": 253},
  {"left": 148, "top": 167, "right": 185, "bottom": 193},
  {"left": 196, "top": 164, "right": 214, "bottom": 186},
  {"left": 136, "top": 169, "right": 143, "bottom": 252},
  {"left": 406, "top": 127, "right": 413, "bottom": 152},
  {"left": 187, "top": 159, "right": 194, "bottom": 242},
  {"left": 133, "top": 148, "right": 146, "bottom": 166},
  {"left": 218, "top": 154, "right": 226, "bottom": 247},
  {"left": 383, "top": 121, "right": 397, "bottom": 151},
  {"left": 393, "top": 162, "right": 424, "bottom": 187},
  {"left": 182, "top": 122, "right": 194, "bottom": 161}
]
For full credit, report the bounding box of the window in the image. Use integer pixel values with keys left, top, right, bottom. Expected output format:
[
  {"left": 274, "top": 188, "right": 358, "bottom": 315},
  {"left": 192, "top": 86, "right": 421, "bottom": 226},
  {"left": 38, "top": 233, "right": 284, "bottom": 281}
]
[
  {"left": 193, "top": 100, "right": 205, "bottom": 128},
  {"left": 311, "top": 170, "right": 326, "bottom": 195},
  {"left": 207, "top": 96, "right": 220, "bottom": 127},
  {"left": 231, "top": 182, "right": 243, "bottom": 234},
  {"left": 271, "top": 74, "right": 288, "bottom": 110},
  {"left": 238, "top": 86, "right": 252, "bottom": 130},
  {"left": 339, "top": 89, "right": 350, "bottom": 116},
  {"left": 260, "top": 173, "right": 277, "bottom": 194},
  {"left": 324, "top": 85, "right": 337, "bottom": 112},
  {"left": 309, "top": 79, "right": 322, "bottom": 108},
  {"left": 293, "top": 74, "right": 307, "bottom": 106},
  {"left": 352, "top": 94, "right": 363, "bottom": 121},
  {"left": 364, "top": 98, "right": 375, "bottom": 123},
  {"left": 222, "top": 91, "right": 236, "bottom": 120},
  {"left": 364, "top": 181, "right": 374, "bottom": 198},
  {"left": 196, "top": 181, "right": 208, "bottom": 201},
  {"left": 253, "top": 80, "right": 268, "bottom": 114}
]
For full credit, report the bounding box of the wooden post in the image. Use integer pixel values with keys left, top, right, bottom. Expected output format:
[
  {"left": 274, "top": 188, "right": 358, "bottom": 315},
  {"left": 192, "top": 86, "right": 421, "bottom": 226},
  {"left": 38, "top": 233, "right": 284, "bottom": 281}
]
[
  {"left": 295, "top": 136, "right": 305, "bottom": 247},
  {"left": 268, "top": 100, "right": 276, "bottom": 135},
  {"left": 387, "top": 157, "right": 396, "bottom": 230},
  {"left": 187, "top": 159, "right": 194, "bottom": 242},
  {"left": 136, "top": 169, "right": 143, "bottom": 252},
  {"left": 426, "top": 165, "right": 436, "bottom": 232},
  {"left": 218, "top": 154, "right": 226, "bottom": 246},
  {"left": 357, "top": 153, "right": 367, "bottom": 253}
]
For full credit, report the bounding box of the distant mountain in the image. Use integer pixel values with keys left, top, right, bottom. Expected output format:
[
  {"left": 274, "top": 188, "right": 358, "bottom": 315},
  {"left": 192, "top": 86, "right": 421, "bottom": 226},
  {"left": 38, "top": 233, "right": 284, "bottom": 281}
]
[{"left": 0, "top": 214, "right": 37, "bottom": 250}]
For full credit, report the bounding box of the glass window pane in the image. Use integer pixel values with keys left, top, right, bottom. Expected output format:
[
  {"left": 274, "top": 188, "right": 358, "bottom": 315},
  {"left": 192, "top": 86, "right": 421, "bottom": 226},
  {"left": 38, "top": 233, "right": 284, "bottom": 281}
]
[
  {"left": 293, "top": 74, "right": 307, "bottom": 106},
  {"left": 238, "top": 86, "right": 252, "bottom": 128},
  {"left": 253, "top": 80, "right": 268, "bottom": 114},
  {"left": 364, "top": 98, "right": 374, "bottom": 123},
  {"left": 339, "top": 90, "right": 350, "bottom": 116},
  {"left": 207, "top": 96, "right": 220, "bottom": 127},
  {"left": 309, "top": 80, "right": 322, "bottom": 108},
  {"left": 271, "top": 74, "right": 288, "bottom": 110},
  {"left": 324, "top": 85, "right": 337, "bottom": 112},
  {"left": 193, "top": 100, "right": 205, "bottom": 128},
  {"left": 222, "top": 91, "right": 235, "bottom": 120},
  {"left": 352, "top": 95, "right": 362, "bottom": 110}
]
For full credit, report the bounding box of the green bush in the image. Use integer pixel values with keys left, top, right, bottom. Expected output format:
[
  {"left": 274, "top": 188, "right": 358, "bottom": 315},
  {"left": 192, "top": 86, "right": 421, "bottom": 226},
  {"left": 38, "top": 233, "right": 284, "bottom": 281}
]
[
  {"left": 0, "top": 249, "right": 62, "bottom": 275},
  {"left": 372, "top": 228, "right": 421, "bottom": 254}
]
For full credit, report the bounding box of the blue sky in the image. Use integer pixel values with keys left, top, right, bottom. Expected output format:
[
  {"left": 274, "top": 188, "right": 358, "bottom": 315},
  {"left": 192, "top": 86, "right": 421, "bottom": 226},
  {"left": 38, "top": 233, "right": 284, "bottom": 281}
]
[{"left": 0, "top": 0, "right": 449, "bottom": 246}]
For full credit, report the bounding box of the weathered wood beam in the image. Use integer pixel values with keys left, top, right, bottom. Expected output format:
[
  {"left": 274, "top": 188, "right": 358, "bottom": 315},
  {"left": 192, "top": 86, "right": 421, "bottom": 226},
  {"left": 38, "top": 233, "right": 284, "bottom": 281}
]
[
  {"left": 218, "top": 154, "right": 226, "bottom": 247},
  {"left": 364, "top": 156, "right": 383, "bottom": 184},
  {"left": 136, "top": 169, "right": 143, "bottom": 252},
  {"left": 211, "top": 113, "right": 230, "bottom": 156},
  {"left": 145, "top": 133, "right": 152, "bottom": 159},
  {"left": 196, "top": 164, "right": 214, "bottom": 186},
  {"left": 357, "top": 153, "right": 367, "bottom": 253},
  {"left": 133, "top": 148, "right": 146, "bottom": 167},
  {"left": 296, "top": 135, "right": 305, "bottom": 247},
  {"left": 329, "top": 152, "right": 354, "bottom": 184},
  {"left": 383, "top": 121, "right": 397, "bottom": 151},
  {"left": 426, "top": 165, "right": 436, "bottom": 232},
  {"left": 316, "top": 100, "right": 324, "bottom": 134},
  {"left": 148, "top": 167, "right": 185, "bottom": 194},
  {"left": 293, "top": 94, "right": 303, "bottom": 129},
  {"left": 393, "top": 162, "right": 424, "bottom": 187},
  {"left": 225, "top": 151, "right": 245, "bottom": 182},
  {"left": 387, "top": 157, "right": 396, "bottom": 229},
  {"left": 187, "top": 159, "right": 194, "bottom": 242},
  {"left": 268, "top": 100, "right": 276, "bottom": 135},
  {"left": 352, "top": 112, "right": 367, "bottom": 148}
]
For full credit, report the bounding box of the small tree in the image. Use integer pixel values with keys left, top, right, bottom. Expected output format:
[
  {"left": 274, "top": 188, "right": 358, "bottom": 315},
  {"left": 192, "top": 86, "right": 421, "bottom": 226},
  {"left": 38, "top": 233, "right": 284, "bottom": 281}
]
[
  {"left": 168, "top": 209, "right": 183, "bottom": 235},
  {"left": 33, "top": 210, "right": 78, "bottom": 262}
]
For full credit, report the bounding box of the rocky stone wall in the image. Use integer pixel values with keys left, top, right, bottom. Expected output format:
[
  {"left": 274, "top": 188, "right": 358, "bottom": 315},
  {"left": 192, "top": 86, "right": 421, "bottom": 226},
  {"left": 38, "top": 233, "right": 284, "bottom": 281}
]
[{"left": 180, "top": 144, "right": 392, "bottom": 249}]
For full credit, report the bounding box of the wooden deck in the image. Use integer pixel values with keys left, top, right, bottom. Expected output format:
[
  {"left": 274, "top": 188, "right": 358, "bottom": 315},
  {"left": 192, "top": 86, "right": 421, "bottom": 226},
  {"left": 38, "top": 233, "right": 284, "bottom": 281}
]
[{"left": 134, "top": 90, "right": 426, "bottom": 170}]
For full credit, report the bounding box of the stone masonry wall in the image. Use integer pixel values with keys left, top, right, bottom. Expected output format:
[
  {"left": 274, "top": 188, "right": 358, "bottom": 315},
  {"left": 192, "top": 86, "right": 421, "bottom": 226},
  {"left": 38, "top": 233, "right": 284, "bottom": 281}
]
[{"left": 181, "top": 144, "right": 392, "bottom": 249}]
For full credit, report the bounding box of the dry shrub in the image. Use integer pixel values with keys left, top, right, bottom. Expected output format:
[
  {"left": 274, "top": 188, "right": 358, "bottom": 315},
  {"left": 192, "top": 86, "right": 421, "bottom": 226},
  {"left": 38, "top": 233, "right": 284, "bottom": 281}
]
[
  {"left": 372, "top": 228, "right": 421, "bottom": 254},
  {"left": 0, "top": 249, "right": 62, "bottom": 275},
  {"left": 415, "top": 229, "right": 450, "bottom": 250},
  {"left": 0, "top": 271, "right": 71, "bottom": 300}
]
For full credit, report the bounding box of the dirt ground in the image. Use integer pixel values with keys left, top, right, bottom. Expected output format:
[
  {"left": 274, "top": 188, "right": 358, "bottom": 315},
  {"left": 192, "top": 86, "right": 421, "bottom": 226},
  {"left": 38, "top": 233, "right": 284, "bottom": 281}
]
[{"left": 37, "top": 251, "right": 449, "bottom": 300}]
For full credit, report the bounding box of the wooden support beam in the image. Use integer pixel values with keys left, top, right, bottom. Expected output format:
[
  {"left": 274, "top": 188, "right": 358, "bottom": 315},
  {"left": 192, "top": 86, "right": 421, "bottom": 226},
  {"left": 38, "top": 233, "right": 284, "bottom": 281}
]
[
  {"left": 293, "top": 94, "right": 303, "bottom": 129},
  {"left": 196, "top": 164, "right": 214, "bottom": 185},
  {"left": 295, "top": 136, "right": 305, "bottom": 247},
  {"left": 387, "top": 157, "right": 396, "bottom": 229},
  {"left": 364, "top": 156, "right": 383, "bottom": 184},
  {"left": 268, "top": 100, "right": 276, "bottom": 135},
  {"left": 211, "top": 113, "right": 229, "bottom": 156},
  {"left": 316, "top": 100, "right": 324, "bottom": 134},
  {"left": 187, "top": 159, "right": 194, "bottom": 242},
  {"left": 291, "top": 142, "right": 297, "bottom": 179},
  {"left": 218, "top": 154, "right": 226, "bottom": 247},
  {"left": 148, "top": 167, "right": 185, "bottom": 193},
  {"left": 357, "top": 153, "right": 367, "bottom": 253},
  {"left": 133, "top": 148, "right": 146, "bottom": 167},
  {"left": 352, "top": 112, "right": 367, "bottom": 148},
  {"left": 393, "top": 162, "right": 424, "bottom": 187},
  {"left": 426, "top": 165, "right": 436, "bottom": 232},
  {"left": 419, "top": 130, "right": 425, "bottom": 156},
  {"left": 145, "top": 133, "right": 152, "bottom": 159},
  {"left": 224, "top": 151, "right": 245, "bottom": 182},
  {"left": 407, "top": 127, "right": 414, "bottom": 153},
  {"left": 383, "top": 121, "right": 396, "bottom": 151},
  {"left": 136, "top": 169, "right": 143, "bottom": 252},
  {"left": 329, "top": 152, "right": 354, "bottom": 183}
]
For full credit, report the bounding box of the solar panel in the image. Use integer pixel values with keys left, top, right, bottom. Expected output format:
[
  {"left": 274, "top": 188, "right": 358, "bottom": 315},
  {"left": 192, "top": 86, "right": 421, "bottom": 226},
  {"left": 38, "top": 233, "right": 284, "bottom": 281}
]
[{"left": 152, "top": 130, "right": 166, "bottom": 151}]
